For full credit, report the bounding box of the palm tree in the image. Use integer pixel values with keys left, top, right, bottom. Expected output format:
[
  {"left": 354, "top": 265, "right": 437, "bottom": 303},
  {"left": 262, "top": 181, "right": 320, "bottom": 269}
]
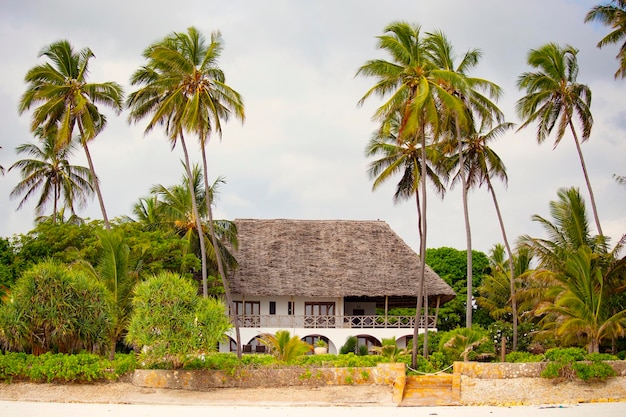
[
  {"left": 519, "top": 187, "right": 606, "bottom": 270},
  {"left": 357, "top": 22, "right": 466, "bottom": 366},
  {"left": 158, "top": 27, "right": 244, "bottom": 308},
  {"left": 74, "top": 230, "right": 141, "bottom": 359},
  {"left": 365, "top": 110, "right": 447, "bottom": 236},
  {"left": 143, "top": 164, "right": 239, "bottom": 279},
  {"left": 18, "top": 40, "right": 124, "bottom": 230},
  {"left": 585, "top": 1, "right": 626, "bottom": 79},
  {"left": 519, "top": 187, "right": 625, "bottom": 353},
  {"left": 516, "top": 43, "right": 603, "bottom": 237},
  {"left": 426, "top": 30, "right": 504, "bottom": 330},
  {"left": 9, "top": 129, "right": 94, "bottom": 223},
  {"left": 536, "top": 244, "right": 626, "bottom": 353},
  {"left": 443, "top": 121, "right": 520, "bottom": 347}
]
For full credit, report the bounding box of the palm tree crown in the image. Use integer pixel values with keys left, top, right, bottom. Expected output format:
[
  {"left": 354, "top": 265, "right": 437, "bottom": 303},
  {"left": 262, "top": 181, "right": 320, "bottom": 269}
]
[
  {"left": 585, "top": 0, "right": 626, "bottom": 79},
  {"left": 9, "top": 130, "right": 94, "bottom": 222},
  {"left": 18, "top": 40, "right": 124, "bottom": 229},
  {"left": 516, "top": 42, "right": 603, "bottom": 237}
]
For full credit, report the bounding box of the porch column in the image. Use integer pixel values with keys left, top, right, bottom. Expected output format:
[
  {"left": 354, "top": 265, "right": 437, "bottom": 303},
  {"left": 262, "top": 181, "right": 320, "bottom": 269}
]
[{"left": 384, "top": 296, "right": 388, "bottom": 329}]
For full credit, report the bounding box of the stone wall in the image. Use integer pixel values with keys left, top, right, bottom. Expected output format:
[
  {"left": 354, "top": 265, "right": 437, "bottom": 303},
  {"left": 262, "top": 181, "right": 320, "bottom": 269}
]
[
  {"left": 454, "top": 361, "right": 626, "bottom": 405},
  {"left": 133, "top": 362, "right": 405, "bottom": 391}
]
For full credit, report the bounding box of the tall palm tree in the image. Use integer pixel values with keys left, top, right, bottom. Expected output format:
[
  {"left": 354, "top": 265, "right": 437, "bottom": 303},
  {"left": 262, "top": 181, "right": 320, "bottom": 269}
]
[
  {"left": 426, "top": 30, "right": 504, "bottom": 330},
  {"left": 9, "top": 129, "right": 94, "bottom": 223},
  {"left": 516, "top": 43, "right": 603, "bottom": 237},
  {"left": 443, "top": 121, "right": 520, "bottom": 347},
  {"left": 585, "top": 1, "right": 626, "bottom": 79},
  {"left": 18, "top": 40, "right": 124, "bottom": 230},
  {"left": 150, "top": 27, "right": 244, "bottom": 304},
  {"left": 357, "top": 22, "right": 465, "bottom": 366}
]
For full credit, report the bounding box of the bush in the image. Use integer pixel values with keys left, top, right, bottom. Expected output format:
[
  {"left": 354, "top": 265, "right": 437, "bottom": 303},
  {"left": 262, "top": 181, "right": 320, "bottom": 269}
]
[
  {"left": 0, "top": 260, "right": 113, "bottom": 355},
  {"left": 0, "top": 351, "right": 135, "bottom": 383},
  {"left": 544, "top": 347, "right": 586, "bottom": 363},
  {"left": 540, "top": 347, "right": 617, "bottom": 381},
  {"left": 505, "top": 351, "right": 543, "bottom": 363},
  {"left": 125, "top": 272, "right": 231, "bottom": 368},
  {"left": 439, "top": 327, "right": 495, "bottom": 362}
]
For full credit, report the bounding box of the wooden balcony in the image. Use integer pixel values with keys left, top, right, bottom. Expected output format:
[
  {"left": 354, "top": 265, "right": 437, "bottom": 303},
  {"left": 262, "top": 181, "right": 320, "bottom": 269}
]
[{"left": 232, "top": 314, "right": 436, "bottom": 329}]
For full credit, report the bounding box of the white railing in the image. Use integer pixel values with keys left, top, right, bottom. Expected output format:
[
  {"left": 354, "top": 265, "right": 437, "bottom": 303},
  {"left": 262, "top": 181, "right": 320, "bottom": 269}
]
[{"left": 233, "top": 314, "right": 436, "bottom": 329}]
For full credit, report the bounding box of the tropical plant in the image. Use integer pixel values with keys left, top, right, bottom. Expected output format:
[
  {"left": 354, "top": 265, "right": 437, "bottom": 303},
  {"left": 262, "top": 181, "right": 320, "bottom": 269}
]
[
  {"left": 73, "top": 230, "right": 141, "bottom": 359},
  {"left": 0, "top": 260, "right": 113, "bottom": 355},
  {"left": 126, "top": 272, "right": 231, "bottom": 368},
  {"left": 585, "top": 0, "right": 626, "bottom": 79},
  {"left": 535, "top": 245, "right": 626, "bottom": 353},
  {"left": 516, "top": 43, "right": 602, "bottom": 237},
  {"left": 519, "top": 187, "right": 626, "bottom": 353},
  {"left": 18, "top": 40, "right": 124, "bottom": 229},
  {"left": 440, "top": 327, "right": 493, "bottom": 362},
  {"left": 519, "top": 187, "right": 606, "bottom": 270},
  {"left": 357, "top": 22, "right": 467, "bottom": 366},
  {"left": 259, "top": 330, "right": 313, "bottom": 362},
  {"left": 9, "top": 129, "right": 94, "bottom": 223},
  {"left": 136, "top": 165, "right": 238, "bottom": 281},
  {"left": 371, "top": 337, "right": 407, "bottom": 362}
]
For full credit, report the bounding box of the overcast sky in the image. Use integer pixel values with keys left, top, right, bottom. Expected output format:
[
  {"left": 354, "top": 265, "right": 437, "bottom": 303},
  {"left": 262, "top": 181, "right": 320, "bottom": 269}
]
[{"left": 0, "top": 0, "right": 624, "bottom": 255}]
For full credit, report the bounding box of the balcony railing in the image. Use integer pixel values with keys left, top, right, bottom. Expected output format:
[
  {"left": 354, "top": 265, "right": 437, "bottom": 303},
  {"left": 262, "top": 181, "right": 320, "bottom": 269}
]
[{"left": 233, "top": 314, "right": 436, "bottom": 329}]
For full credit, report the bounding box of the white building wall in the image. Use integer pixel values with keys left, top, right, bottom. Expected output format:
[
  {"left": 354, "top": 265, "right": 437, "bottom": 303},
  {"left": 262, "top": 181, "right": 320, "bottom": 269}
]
[{"left": 220, "top": 295, "right": 424, "bottom": 354}]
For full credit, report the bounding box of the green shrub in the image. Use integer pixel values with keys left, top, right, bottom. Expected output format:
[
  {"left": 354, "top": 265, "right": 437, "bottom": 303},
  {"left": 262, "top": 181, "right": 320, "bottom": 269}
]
[
  {"left": 0, "top": 352, "right": 135, "bottom": 383},
  {"left": 0, "top": 260, "right": 113, "bottom": 355},
  {"left": 585, "top": 352, "right": 618, "bottom": 362},
  {"left": 544, "top": 347, "right": 586, "bottom": 362},
  {"left": 339, "top": 336, "right": 358, "bottom": 355},
  {"left": 505, "top": 351, "right": 543, "bottom": 363},
  {"left": 126, "top": 272, "right": 231, "bottom": 368},
  {"left": 572, "top": 361, "right": 616, "bottom": 381}
]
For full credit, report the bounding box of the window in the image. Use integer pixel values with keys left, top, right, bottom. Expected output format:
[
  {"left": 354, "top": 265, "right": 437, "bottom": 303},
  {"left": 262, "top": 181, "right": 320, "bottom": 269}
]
[
  {"left": 288, "top": 301, "right": 293, "bottom": 315},
  {"left": 269, "top": 301, "right": 276, "bottom": 315},
  {"left": 304, "top": 302, "right": 336, "bottom": 328},
  {"left": 233, "top": 301, "right": 260, "bottom": 327}
]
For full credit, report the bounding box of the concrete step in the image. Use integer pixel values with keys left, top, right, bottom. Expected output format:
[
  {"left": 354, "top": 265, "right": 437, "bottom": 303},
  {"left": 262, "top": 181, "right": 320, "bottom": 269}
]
[{"left": 400, "top": 374, "right": 460, "bottom": 407}]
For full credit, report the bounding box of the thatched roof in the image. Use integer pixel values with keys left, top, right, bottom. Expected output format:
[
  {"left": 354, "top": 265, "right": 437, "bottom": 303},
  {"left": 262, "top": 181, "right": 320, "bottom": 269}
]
[{"left": 228, "top": 219, "right": 455, "bottom": 304}]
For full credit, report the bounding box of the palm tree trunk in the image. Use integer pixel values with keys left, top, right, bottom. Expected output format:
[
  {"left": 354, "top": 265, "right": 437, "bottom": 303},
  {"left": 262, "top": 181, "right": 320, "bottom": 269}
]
[
  {"left": 82, "top": 142, "right": 110, "bottom": 230},
  {"left": 456, "top": 121, "right": 473, "bottom": 329},
  {"left": 53, "top": 182, "right": 59, "bottom": 224},
  {"left": 412, "top": 125, "right": 428, "bottom": 368},
  {"left": 569, "top": 123, "right": 603, "bottom": 237},
  {"left": 200, "top": 146, "right": 242, "bottom": 359},
  {"left": 178, "top": 133, "right": 208, "bottom": 299},
  {"left": 486, "top": 176, "right": 518, "bottom": 351}
]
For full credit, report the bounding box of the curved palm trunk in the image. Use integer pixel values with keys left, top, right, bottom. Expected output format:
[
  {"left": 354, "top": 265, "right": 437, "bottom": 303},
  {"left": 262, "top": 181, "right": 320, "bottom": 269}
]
[
  {"left": 456, "top": 122, "right": 473, "bottom": 329},
  {"left": 412, "top": 125, "right": 428, "bottom": 368},
  {"left": 568, "top": 123, "right": 603, "bottom": 237},
  {"left": 486, "top": 176, "right": 518, "bottom": 351},
  {"left": 53, "top": 181, "right": 59, "bottom": 224},
  {"left": 77, "top": 123, "right": 110, "bottom": 230},
  {"left": 200, "top": 146, "right": 242, "bottom": 359},
  {"left": 179, "top": 133, "right": 208, "bottom": 299},
  {"left": 82, "top": 142, "right": 110, "bottom": 230}
]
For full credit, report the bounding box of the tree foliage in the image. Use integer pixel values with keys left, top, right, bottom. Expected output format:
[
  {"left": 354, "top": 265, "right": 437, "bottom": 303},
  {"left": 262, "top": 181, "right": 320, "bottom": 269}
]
[
  {"left": 0, "top": 260, "right": 112, "bottom": 355},
  {"left": 125, "top": 272, "right": 231, "bottom": 368}
]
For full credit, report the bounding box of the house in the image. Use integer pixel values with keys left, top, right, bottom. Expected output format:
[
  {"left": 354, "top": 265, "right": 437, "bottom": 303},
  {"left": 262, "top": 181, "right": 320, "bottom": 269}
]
[{"left": 220, "top": 219, "right": 455, "bottom": 354}]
